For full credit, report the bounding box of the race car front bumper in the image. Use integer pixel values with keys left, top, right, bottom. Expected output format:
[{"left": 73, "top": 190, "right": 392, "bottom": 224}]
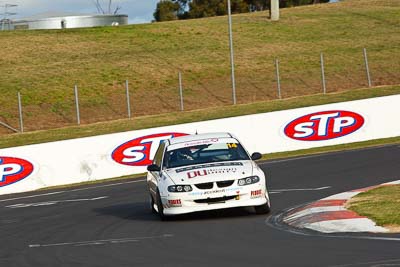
[{"left": 160, "top": 183, "right": 269, "bottom": 215}]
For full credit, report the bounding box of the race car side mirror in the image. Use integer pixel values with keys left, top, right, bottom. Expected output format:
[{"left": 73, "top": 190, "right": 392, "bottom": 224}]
[
  {"left": 251, "top": 152, "right": 262, "bottom": 161},
  {"left": 147, "top": 164, "right": 161, "bottom": 172}
]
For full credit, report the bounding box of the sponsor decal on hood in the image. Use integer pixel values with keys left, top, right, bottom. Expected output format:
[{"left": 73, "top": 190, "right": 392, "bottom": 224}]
[
  {"left": 186, "top": 168, "right": 238, "bottom": 179},
  {"left": 175, "top": 162, "right": 243, "bottom": 173},
  {"left": 166, "top": 161, "right": 251, "bottom": 184}
]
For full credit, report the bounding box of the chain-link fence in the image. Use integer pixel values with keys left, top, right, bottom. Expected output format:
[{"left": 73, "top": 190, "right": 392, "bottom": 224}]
[{"left": 1, "top": 46, "right": 399, "bottom": 134}]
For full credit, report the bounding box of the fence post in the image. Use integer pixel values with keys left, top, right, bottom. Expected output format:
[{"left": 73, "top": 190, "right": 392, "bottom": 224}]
[
  {"left": 320, "top": 52, "right": 327, "bottom": 94},
  {"left": 17, "top": 92, "right": 24, "bottom": 133},
  {"left": 178, "top": 71, "right": 184, "bottom": 111},
  {"left": 125, "top": 80, "right": 131, "bottom": 119},
  {"left": 275, "top": 58, "right": 282, "bottom": 99},
  {"left": 363, "top": 48, "right": 372, "bottom": 87},
  {"left": 74, "top": 85, "right": 81, "bottom": 125}
]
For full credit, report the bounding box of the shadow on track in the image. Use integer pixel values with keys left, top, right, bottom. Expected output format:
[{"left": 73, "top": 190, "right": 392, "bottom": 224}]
[
  {"left": 93, "top": 202, "right": 159, "bottom": 221},
  {"left": 94, "top": 201, "right": 263, "bottom": 222}
]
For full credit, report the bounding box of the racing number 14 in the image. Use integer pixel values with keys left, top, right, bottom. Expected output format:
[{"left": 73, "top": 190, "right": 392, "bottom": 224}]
[{"left": 227, "top": 143, "right": 237, "bottom": 149}]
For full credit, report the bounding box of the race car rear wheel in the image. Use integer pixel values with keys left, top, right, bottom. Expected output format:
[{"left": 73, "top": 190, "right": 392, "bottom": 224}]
[{"left": 254, "top": 200, "right": 271, "bottom": 214}]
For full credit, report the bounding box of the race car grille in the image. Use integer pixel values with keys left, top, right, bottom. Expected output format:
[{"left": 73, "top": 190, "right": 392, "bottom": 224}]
[
  {"left": 195, "top": 182, "right": 214, "bottom": 190},
  {"left": 194, "top": 195, "right": 237, "bottom": 204},
  {"left": 216, "top": 180, "right": 234, "bottom": 188}
]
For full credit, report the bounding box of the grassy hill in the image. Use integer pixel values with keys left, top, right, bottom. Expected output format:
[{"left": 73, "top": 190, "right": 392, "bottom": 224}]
[{"left": 0, "top": 0, "right": 399, "bottom": 134}]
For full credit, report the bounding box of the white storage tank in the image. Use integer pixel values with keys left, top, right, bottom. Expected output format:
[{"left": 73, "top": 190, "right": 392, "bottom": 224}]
[{"left": 12, "top": 12, "right": 128, "bottom": 30}]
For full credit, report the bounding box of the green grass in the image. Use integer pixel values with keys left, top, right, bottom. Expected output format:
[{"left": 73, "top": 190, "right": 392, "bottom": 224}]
[
  {"left": 0, "top": 0, "right": 399, "bottom": 133},
  {"left": 1, "top": 84, "right": 399, "bottom": 148},
  {"left": 348, "top": 185, "right": 400, "bottom": 231}
]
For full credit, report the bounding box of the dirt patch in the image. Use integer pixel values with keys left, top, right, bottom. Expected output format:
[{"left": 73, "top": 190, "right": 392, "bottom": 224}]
[{"left": 384, "top": 225, "right": 400, "bottom": 233}]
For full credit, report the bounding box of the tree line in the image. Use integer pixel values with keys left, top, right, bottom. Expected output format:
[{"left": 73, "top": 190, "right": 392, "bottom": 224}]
[{"left": 154, "top": 0, "right": 329, "bottom": 21}]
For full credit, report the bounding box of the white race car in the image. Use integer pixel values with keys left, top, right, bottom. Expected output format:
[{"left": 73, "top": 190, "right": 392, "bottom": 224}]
[{"left": 146, "top": 132, "right": 271, "bottom": 220}]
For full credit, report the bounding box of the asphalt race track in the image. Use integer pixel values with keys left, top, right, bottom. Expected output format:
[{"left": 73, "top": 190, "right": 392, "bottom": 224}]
[{"left": 1, "top": 145, "right": 400, "bottom": 267}]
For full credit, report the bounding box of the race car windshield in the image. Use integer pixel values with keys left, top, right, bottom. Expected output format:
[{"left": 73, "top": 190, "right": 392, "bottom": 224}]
[{"left": 163, "top": 142, "right": 250, "bottom": 169}]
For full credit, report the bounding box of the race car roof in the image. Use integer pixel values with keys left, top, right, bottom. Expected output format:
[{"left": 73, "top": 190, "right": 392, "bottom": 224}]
[{"left": 169, "top": 132, "right": 233, "bottom": 145}]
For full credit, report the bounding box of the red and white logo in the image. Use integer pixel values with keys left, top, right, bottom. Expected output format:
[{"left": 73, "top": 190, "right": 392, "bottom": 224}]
[
  {"left": 284, "top": 110, "right": 364, "bottom": 141},
  {"left": 112, "top": 133, "right": 188, "bottom": 166},
  {"left": 0, "top": 157, "right": 34, "bottom": 187},
  {"left": 187, "top": 168, "right": 238, "bottom": 179},
  {"left": 168, "top": 199, "right": 182, "bottom": 207},
  {"left": 251, "top": 189, "right": 263, "bottom": 198}
]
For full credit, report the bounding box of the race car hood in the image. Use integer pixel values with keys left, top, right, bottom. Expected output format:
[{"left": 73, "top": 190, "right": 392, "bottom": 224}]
[{"left": 163, "top": 161, "right": 254, "bottom": 185}]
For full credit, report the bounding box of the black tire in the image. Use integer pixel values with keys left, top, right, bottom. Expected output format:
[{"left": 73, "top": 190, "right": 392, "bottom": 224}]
[
  {"left": 150, "top": 195, "right": 157, "bottom": 214},
  {"left": 254, "top": 200, "right": 271, "bottom": 214},
  {"left": 156, "top": 189, "right": 169, "bottom": 221}
]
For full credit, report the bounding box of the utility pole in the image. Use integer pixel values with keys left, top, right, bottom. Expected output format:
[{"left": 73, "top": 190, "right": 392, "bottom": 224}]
[
  {"left": 94, "top": 0, "right": 121, "bottom": 15},
  {"left": 227, "top": 0, "right": 237, "bottom": 105},
  {"left": 0, "top": 4, "right": 17, "bottom": 31}
]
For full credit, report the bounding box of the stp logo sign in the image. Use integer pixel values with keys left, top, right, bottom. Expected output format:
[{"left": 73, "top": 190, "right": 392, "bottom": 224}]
[
  {"left": 0, "top": 157, "right": 34, "bottom": 187},
  {"left": 284, "top": 110, "right": 364, "bottom": 141},
  {"left": 112, "top": 132, "right": 188, "bottom": 166}
]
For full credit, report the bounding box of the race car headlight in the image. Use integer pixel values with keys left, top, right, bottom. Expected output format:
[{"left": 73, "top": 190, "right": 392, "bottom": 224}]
[
  {"left": 238, "top": 176, "right": 260, "bottom": 186},
  {"left": 168, "top": 185, "right": 193, "bottom": 192}
]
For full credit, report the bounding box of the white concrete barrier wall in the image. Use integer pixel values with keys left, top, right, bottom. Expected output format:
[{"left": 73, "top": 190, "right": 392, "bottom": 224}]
[{"left": 1, "top": 95, "right": 399, "bottom": 195}]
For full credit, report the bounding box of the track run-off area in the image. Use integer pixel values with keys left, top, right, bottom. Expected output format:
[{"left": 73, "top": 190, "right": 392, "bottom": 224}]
[{"left": 0, "top": 144, "right": 399, "bottom": 267}]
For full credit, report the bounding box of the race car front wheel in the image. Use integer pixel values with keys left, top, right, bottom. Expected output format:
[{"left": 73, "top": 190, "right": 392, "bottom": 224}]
[
  {"left": 150, "top": 195, "right": 157, "bottom": 214},
  {"left": 254, "top": 200, "right": 271, "bottom": 214},
  {"left": 156, "top": 189, "right": 169, "bottom": 221}
]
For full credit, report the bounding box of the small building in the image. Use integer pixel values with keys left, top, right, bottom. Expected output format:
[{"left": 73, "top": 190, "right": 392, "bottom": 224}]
[{"left": 11, "top": 12, "right": 128, "bottom": 30}]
